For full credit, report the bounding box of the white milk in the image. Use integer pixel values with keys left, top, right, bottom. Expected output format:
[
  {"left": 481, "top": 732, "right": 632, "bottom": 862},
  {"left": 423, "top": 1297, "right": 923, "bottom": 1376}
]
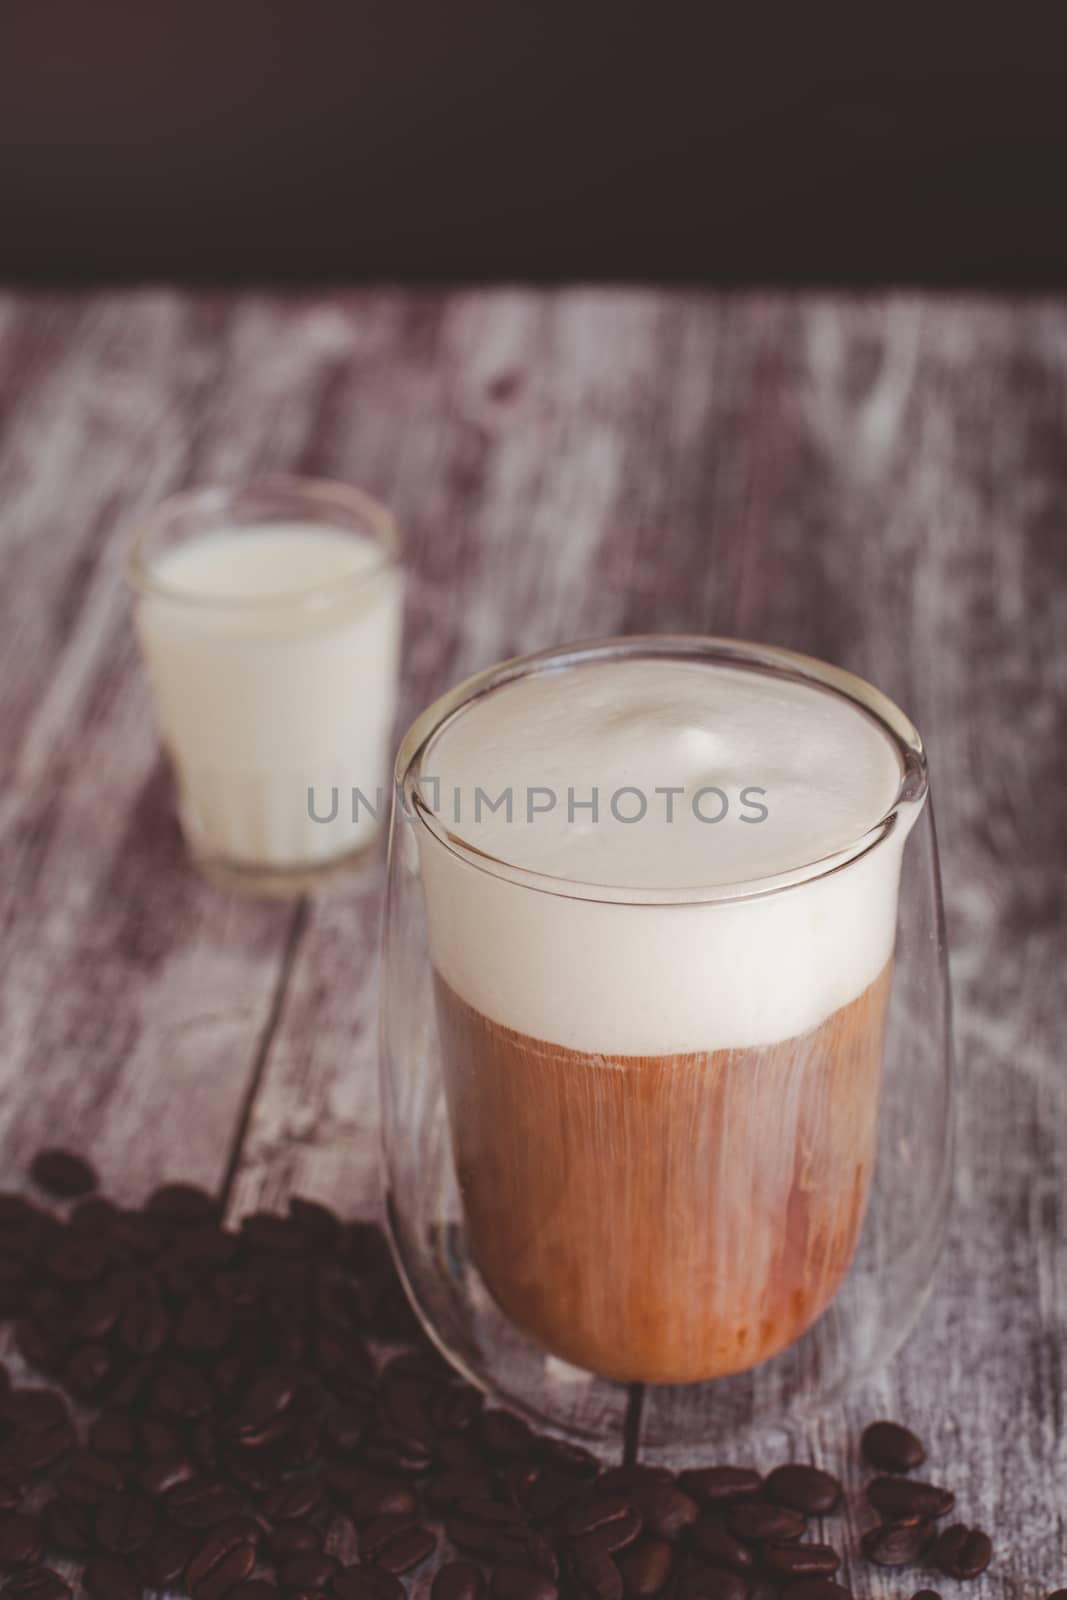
[
  {"left": 416, "top": 654, "right": 918, "bottom": 1055},
  {"left": 135, "top": 522, "right": 402, "bottom": 875}
]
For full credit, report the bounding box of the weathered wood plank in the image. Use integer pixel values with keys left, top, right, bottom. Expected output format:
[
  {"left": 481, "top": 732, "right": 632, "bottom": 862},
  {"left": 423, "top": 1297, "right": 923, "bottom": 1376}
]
[
  {"left": 229, "top": 292, "right": 1067, "bottom": 1584},
  {"left": 628, "top": 297, "right": 1067, "bottom": 1596},
  {"left": 225, "top": 290, "right": 682, "bottom": 1450},
  {"left": 0, "top": 291, "right": 349, "bottom": 1198},
  {"left": 0, "top": 289, "right": 1063, "bottom": 1590}
]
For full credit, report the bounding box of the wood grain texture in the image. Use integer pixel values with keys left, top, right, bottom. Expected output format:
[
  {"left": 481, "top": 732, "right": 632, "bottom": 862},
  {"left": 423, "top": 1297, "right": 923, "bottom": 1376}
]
[{"left": 0, "top": 289, "right": 1064, "bottom": 1591}]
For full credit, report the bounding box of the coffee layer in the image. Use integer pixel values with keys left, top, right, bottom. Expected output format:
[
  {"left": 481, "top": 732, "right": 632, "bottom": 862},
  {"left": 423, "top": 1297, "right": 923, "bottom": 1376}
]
[{"left": 437, "top": 964, "right": 891, "bottom": 1385}]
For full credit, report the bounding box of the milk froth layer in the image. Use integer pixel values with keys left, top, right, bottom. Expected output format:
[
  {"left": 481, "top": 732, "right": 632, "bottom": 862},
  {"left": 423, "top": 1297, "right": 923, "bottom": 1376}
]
[{"left": 417, "top": 654, "right": 915, "bottom": 1055}]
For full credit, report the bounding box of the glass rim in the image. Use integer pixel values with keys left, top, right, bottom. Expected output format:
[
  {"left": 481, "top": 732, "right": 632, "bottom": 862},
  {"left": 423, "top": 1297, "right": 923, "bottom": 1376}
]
[
  {"left": 124, "top": 474, "right": 402, "bottom": 611},
  {"left": 394, "top": 634, "right": 929, "bottom": 908}
]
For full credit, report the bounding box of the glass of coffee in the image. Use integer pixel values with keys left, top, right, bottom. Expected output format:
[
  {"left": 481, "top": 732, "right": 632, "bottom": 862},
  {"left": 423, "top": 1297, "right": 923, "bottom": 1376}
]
[{"left": 380, "top": 637, "right": 953, "bottom": 1445}]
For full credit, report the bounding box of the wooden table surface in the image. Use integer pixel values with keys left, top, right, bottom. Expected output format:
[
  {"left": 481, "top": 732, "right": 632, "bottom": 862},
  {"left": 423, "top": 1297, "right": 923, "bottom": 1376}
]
[{"left": 1, "top": 289, "right": 1065, "bottom": 1593}]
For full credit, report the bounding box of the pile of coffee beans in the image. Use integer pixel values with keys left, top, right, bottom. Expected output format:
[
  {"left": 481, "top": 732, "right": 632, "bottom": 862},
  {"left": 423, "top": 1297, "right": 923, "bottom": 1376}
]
[{"left": 0, "top": 1149, "right": 1021, "bottom": 1600}]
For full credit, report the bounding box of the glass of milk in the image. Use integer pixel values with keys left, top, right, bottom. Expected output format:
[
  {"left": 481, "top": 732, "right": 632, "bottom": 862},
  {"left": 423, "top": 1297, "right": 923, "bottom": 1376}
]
[{"left": 126, "top": 477, "right": 403, "bottom": 893}]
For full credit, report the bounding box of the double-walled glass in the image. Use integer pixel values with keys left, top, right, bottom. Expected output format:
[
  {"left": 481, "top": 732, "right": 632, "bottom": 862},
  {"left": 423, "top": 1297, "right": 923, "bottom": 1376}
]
[{"left": 380, "top": 637, "right": 953, "bottom": 1447}]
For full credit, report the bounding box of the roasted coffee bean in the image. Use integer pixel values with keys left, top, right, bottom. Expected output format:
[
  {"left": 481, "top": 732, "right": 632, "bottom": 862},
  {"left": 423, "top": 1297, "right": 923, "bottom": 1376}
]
[
  {"left": 910, "top": 1591, "right": 941, "bottom": 1600},
  {"left": 427, "top": 1472, "right": 494, "bottom": 1511},
  {"left": 41, "top": 1499, "right": 92, "bottom": 1557},
  {"left": 82, "top": 1559, "right": 142, "bottom": 1600},
  {"left": 322, "top": 1398, "right": 370, "bottom": 1455},
  {"left": 675, "top": 1566, "right": 748, "bottom": 1600},
  {"left": 138, "top": 1452, "right": 198, "bottom": 1496},
  {"left": 63, "top": 1343, "right": 114, "bottom": 1399},
  {"left": 433, "top": 1563, "right": 486, "bottom": 1600},
  {"left": 346, "top": 1438, "right": 393, "bottom": 1492},
  {"left": 289, "top": 1195, "right": 340, "bottom": 1245},
  {"left": 570, "top": 1545, "right": 623, "bottom": 1600},
  {"left": 677, "top": 1468, "right": 763, "bottom": 1507},
  {"left": 447, "top": 1518, "right": 528, "bottom": 1565},
  {"left": 139, "top": 1525, "right": 201, "bottom": 1588},
  {"left": 94, "top": 1490, "right": 157, "bottom": 1555},
  {"left": 224, "top": 1413, "right": 287, "bottom": 1452},
  {"left": 0, "top": 1263, "right": 27, "bottom": 1317},
  {"left": 362, "top": 1429, "right": 433, "bottom": 1478},
  {"left": 449, "top": 1515, "right": 555, "bottom": 1577},
  {"left": 866, "top": 1478, "right": 954, "bottom": 1524},
  {"left": 13, "top": 1320, "right": 64, "bottom": 1377},
  {"left": 360, "top": 1514, "right": 421, "bottom": 1562},
  {"left": 176, "top": 1226, "right": 241, "bottom": 1270},
  {"left": 630, "top": 1483, "right": 698, "bottom": 1540},
  {"left": 931, "top": 1525, "right": 993, "bottom": 1580},
  {"left": 71, "top": 1196, "right": 119, "bottom": 1232},
  {"left": 147, "top": 1184, "right": 220, "bottom": 1225},
  {"left": 381, "top": 1377, "right": 435, "bottom": 1445},
  {"left": 0, "top": 1391, "right": 66, "bottom": 1428},
  {"left": 31, "top": 1150, "right": 97, "bottom": 1199},
  {"left": 270, "top": 1523, "right": 322, "bottom": 1560},
  {"left": 1, "top": 1567, "right": 71, "bottom": 1600},
  {"left": 243, "top": 1368, "right": 298, "bottom": 1425},
  {"left": 454, "top": 1499, "right": 527, "bottom": 1531},
  {"left": 374, "top": 1526, "right": 437, "bottom": 1576},
  {"left": 88, "top": 1414, "right": 138, "bottom": 1461},
  {"left": 727, "top": 1503, "right": 806, "bottom": 1544},
  {"left": 216, "top": 1355, "right": 258, "bottom": 1405},
  {"left": 263, "top": 1477, "right": 325, "bottom": 1522},
  {"left": 574, "top": 1510, "right": 643, "bottom": 1559},
  {"left": 278, "top": 1553, "right": 340, "bottom": 1591},
  {"left": 2, "top": 1420, "right": 76, "bottom": 1478},
  {"left": 617, "top": 1538, "right": 673, "bottom": 1598},
  {"left": 58, "top": 1451, "right": 126, "bottom": 1505},
  {"left": 232, "top": 1585, "right": 278, "bottom": 1600},
  {"left": 224, "top": 1450, "right": 282, "bottom": 1499},
  {"left": 861, "top": 1521, "right": 934, "bottom": 1567},
  {"left": 598, "top": 1471, "right": 671, "bottom": 1492},
  {"left": 46, "top": 1234, "right": 109, "bottom": 1285},
  {"left": 435, "top": 1438, "right": 483, "bottom": 1479},
  {"left": 138, "top": 1417, "right": 181, "bottom": 1460},
  {"left": 275, "top": 1415, "right": 321, "bottom": 1471},
  {"left": 514, "top": 1473, "right": 579, "bottom": 1522},
  {"left": 534, "top": 1436, "right": 598, "bottom": 1478},
  {"left": 763, "top": 1466, "right": 840, "bottom": 1516},
  {"left": 153, "top": 1362, "right": 214, "bottom": 1419},
  {"left": 168, "top": 1478, "right": 243, "bottom": 1528},
  {"left": 0, "top": 1514, "right": 45, "bottom": 1569},
  {"left": 120, "top": 1298, "right": 169, "bottom": 1357},
  {"left": 433, "top": 1387, "right": 484, "bottom": 1436},
  {"left": 688, "top": 1524, "right": 755, "bottom": 1574},
  {"left": 210, "top": 1517, "right": 264, "bottom": 1551},
  {"left": 0, "top": 1493, "right": 18, "bottom": 1520},
  {"left": 492, "top": 1568, "right": 559, "bottom": 1600},
  {"left": 352, "top": 1479, "right": 419, "bottom": 1524},
  {"left": 783, "top": 1584, "right": 851, "bottom": 1600},
  {"left": 860, "top": 1422, "right": 926, "bottom": 1474},
  {"left": 332, "top": 1569, "right": 405, "bottom": 1600},
  {"left": 178, "top": 1297, "right": 233, "bottom": 1354},
  {"left": 186, "top": 1531, "right": 257, "bottom": 1600},
  {"left": 478, "top": 1411, "right": 533, "bottom": 1460},
  {"left": 106, "top": 1363, "right": 154, "bottom": 1413},
  {"left": 566, "top": 1494, "right": 637, "bottom": 1539},
  {"left": 72, "top": 1285, "right": 124, "bottom": 1341},
  {"left": 109, "top": 1214, "right": 166, "bottom": 1261},
  {"left": 765, "top": 1543, "right": 841, "bottom": 1579}
]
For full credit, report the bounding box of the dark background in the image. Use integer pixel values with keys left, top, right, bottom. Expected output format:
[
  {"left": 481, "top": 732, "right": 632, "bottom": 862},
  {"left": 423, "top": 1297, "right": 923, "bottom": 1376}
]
[{"left": 3, "top": 0, "right": 1067, "bottom": 285}]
